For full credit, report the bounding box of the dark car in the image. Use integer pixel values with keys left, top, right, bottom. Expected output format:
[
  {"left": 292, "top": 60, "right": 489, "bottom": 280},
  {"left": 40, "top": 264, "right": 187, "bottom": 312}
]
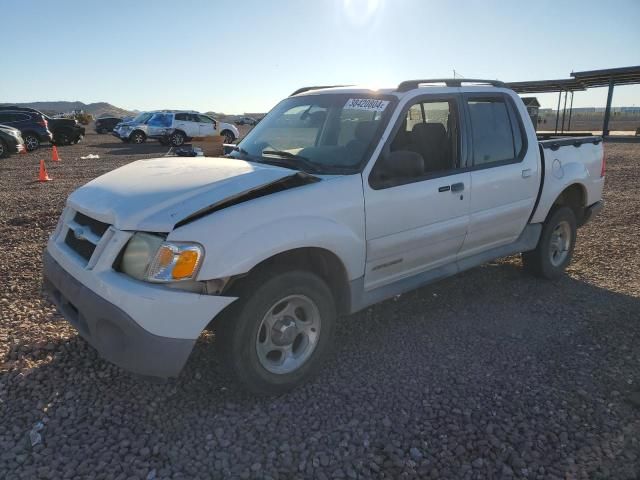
[
  {"left": 234, "top": 116, "right": 258, "bottom": 126},
  {"left": 95, "top": 116, "right": 122, "bottom": 134},
  {"left": 0, "top": 107, "right": 85, "bottom": 146},
  {"left": 0, "top": 125, "right": 25, "bottom": 158},
  {"left": 0, "top": 109, "right": 53, "bottom": 151}
]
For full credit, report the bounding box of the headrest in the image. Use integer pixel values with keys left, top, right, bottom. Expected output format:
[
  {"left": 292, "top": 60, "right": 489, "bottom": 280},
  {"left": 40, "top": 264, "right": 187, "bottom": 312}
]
[{"left": 412, "top": 122, "right": 446, "bottom": 142}]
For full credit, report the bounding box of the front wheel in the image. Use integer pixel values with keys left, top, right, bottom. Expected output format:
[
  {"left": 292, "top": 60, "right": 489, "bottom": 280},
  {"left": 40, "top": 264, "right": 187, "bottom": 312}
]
[
  {"left": 130, "top": 131, "right": 146, "bottom": 144},
  {"left": 217, "top": 270, "right": 336, "bottom": 394},
  {"left": 221, "top": 130, "right": 235, "bottom": 144},
  {"left": 522, "top": 206, "right": 577, "bottom": 279}
]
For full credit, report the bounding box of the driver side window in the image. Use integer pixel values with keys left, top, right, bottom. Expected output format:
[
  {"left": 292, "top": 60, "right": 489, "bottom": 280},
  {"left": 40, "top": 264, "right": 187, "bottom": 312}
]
[{"left": 372, "top": 98, "right": 459, "bottom": 188}]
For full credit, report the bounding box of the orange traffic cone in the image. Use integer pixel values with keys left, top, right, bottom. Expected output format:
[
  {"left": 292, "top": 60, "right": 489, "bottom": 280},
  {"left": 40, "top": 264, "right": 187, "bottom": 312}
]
[
  {"left": 38, "top": 160, "right": 51, "bottom": 182},
  {"left": 51, "top": 145, "right": 60, "bottom": 162}
]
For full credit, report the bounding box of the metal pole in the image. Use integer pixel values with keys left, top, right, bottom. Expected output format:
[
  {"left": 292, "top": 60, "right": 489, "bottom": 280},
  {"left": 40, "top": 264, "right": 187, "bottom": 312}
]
[
  {"left": 561, "top": 90, "right": 568, "bottom": 134},
  {"left": 555, "top": 90, "right": 562, "bottom": 134},
  {"left": 567, "top": 91, "right": 574, "bottom": 131},
  {"left": 602, "top": 77, "right": 615, "bottom": 137}
]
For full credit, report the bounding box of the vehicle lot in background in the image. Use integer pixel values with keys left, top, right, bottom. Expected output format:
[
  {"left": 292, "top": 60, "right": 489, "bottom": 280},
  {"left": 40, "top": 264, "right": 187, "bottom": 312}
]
[
  {"left": 112, "top": 111, "right": 240, "bottom": 145},
  {"left": 0, "top": 125, "right": 25, "bottom": 158},
  {"left": 0, "top": 130, "right": 638, "bottom": 479},
  {"left": 0, "top": 108, "right": 53, "bottom": 151},
  {"left": 0, "top": 107, "right": 85, "bottom": 146}
]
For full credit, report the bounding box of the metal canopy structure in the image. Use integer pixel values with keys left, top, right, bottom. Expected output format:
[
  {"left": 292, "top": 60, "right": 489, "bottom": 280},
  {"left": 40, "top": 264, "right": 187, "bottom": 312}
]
[{"left": 506, "top": 65, "right": 640, "bottom": 136}]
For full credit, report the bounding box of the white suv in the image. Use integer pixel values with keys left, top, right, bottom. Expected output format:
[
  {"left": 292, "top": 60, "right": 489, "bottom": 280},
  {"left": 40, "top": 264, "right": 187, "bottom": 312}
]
[{"left": 113, "top": 110, "right": 239, "bottom": 145}]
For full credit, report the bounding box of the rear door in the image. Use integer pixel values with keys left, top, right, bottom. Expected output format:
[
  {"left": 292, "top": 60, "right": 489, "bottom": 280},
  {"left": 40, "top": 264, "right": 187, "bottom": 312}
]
[
  {"left": 197, "top": 114, "right": 216, "bottom": 137},
  {"left": 363, "top": 95, "right": 470, "bottom": 290},
  {"left": 457, "top": 93, "right": 539, "bottom": 258}
]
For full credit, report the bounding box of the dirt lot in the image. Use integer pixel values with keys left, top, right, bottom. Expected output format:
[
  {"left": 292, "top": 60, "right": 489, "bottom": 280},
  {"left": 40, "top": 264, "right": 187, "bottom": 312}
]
[{"left": 1, "top": 132, "right": 639, "bottom": 480}]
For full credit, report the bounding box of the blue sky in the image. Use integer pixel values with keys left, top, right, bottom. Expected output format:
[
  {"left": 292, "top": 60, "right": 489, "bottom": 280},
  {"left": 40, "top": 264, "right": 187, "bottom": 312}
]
[{"left": 1, "top": 0, "right": 639, "bottom": 113}]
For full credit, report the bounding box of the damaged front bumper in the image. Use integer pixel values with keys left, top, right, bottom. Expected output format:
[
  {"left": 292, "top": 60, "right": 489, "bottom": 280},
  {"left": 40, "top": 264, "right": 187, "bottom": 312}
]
[{"left": 43, "top": 220, "right": 237, "bottom": 377}]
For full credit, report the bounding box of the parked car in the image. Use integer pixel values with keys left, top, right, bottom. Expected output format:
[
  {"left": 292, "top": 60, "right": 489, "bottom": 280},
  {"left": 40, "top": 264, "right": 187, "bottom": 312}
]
[
  {"left": 0, "top": 125, "right": 25, "bottom": 158},
  {"left": 0, "top": 109, "right": 53, "bottom": 151},
  {"left": 112, "top": 112, "right": 154, "bottom": 143},
  {"left": 43, "top": 79, "right": 605, "bottom": 394},
  {"left": 0, "top": 106, "right": 84, "bottom": 146},
  {"left": 95, "top": 116, "right": 123, "bottom": 134},
  {"left": 113, "top": 110, "right": 240, "bottom": 146},
  {"left": 235, "top": 116, "right": 258, "bottom": 126}
]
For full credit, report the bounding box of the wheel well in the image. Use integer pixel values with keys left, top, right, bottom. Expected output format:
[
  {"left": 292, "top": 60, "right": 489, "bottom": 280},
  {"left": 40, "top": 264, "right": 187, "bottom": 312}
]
[
  {"left": 229, "top": 248, "right": 351, "bottom": 315},
  {"left": 131, "top": 129, "right": 146, "bottom": 138},
  {"left": 221, "top": 129, "right": 235, "bottom": 139},
  {"left": 553, "top": 184, "right": 586, "bottom": 225},
  {"left": 172, "top": 129, "right": 186, "bottom": 137}
]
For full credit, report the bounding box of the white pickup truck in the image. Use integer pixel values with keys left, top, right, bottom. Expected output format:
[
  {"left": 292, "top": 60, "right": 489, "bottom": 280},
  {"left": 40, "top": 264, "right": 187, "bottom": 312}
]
[{"left": 44, "top": 79, "right": 605, "bottom": 394}]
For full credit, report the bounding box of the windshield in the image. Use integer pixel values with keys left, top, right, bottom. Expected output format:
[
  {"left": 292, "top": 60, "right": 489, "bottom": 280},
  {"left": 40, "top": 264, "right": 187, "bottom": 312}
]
[
  {"left": 230, "top": 93, "right": 396, "bottom": 174},
  {"left": 131, "top": 112, "right": 153, "bottom": 124}
]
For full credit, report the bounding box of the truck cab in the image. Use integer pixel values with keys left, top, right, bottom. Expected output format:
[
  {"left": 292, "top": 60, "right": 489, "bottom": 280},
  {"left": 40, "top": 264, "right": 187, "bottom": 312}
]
[{"left": 44, "top": 80, "right": 605, "bottom": 394}]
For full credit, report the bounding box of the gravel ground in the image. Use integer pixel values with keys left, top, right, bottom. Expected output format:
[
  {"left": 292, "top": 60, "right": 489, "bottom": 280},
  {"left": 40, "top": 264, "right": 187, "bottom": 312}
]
[{"left": 1, "top": 132, "right": 639, "bottom": 480}]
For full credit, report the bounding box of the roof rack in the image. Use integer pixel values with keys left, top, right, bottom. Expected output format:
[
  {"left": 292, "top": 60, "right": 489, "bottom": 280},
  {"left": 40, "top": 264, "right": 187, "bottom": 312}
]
[
  {"left": 290, "top": 85, "right": 352, "bottom": 96},
  {"left": 396, "top": 78, "right": 506, "bottom": 92}
]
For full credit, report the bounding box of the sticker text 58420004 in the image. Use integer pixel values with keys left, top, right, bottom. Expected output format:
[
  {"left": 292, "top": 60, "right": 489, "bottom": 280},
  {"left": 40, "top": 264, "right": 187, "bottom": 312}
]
[{"left": 344, "top": 98, "right": 389, "bottom": 112}]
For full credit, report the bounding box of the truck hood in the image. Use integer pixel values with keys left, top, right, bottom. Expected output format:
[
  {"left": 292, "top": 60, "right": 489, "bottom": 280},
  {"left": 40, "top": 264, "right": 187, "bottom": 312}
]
[{"left": 67, "top": 157, "right": 316, "bottom": 232}]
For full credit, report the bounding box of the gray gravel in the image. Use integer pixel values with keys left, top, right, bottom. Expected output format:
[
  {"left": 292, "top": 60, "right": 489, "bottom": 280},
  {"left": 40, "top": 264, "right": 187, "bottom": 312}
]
[{"left": 1, "top": 132, "right": 639, "bottom": 479}]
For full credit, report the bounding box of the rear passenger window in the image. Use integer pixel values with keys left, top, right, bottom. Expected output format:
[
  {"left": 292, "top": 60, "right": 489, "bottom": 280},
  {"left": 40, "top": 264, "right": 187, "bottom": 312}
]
[
  {"left": 467, "top": 98, "right": 521, "bottom": 166},
  {"left": 175, "top": 113, "right": 188, "bottom": 121}
]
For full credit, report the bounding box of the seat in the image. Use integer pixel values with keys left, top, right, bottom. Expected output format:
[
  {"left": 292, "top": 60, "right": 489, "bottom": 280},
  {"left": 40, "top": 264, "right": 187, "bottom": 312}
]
[{"left": 410, "top": 122, "right": 449, "bottom": 173}]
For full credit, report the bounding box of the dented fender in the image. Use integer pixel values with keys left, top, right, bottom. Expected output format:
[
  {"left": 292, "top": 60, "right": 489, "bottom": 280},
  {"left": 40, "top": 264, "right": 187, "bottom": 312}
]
[{"left": 167, "top": 174, "right": 367, "bottom": 281}]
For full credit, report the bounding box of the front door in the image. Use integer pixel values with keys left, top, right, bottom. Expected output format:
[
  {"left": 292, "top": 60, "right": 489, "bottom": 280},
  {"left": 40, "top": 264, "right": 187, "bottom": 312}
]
[
  {"left": 363, "top": 96, "right": 470, "bottom": 290},
  {"left": 197, "top": 114, "right": 216, "bottom": 137}
]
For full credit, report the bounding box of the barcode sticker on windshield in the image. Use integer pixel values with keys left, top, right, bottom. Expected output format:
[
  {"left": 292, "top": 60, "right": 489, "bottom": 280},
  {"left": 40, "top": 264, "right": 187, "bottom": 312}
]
[{"left": 344, "top": 98, "right": 389, "bottom": 112}]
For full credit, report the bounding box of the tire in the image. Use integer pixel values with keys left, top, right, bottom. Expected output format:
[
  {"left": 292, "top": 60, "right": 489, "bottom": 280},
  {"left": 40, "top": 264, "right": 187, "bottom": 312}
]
[
  {"left": 130, "top": 131, "right": 146, "bottom": 144},
  {"left": 170, "top": 131, "right": 185, "bottom": 147},
  {"left": 522, "top": 206, "right": 577, "bottom": 279},
  {"left": 217, "top": 270, "right": 337, "bottom": 394},
  {"left": 54, "top": 130, "right": 71, "bottom": 146},
  {"left": 221, "top": 130, "right": 235, "bottom": 143},
  {"left": 24, "top": 134, "right": 40, "bottom": 151},
  {"left": 0, "top": 140, "right": 7, "bottom": 158}
]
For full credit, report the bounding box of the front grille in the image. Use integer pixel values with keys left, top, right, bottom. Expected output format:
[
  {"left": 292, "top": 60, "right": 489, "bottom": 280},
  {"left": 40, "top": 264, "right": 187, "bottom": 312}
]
[
  {"left": 74, "top": 211, "right": 109, "bottom": 236},
  {"left": 63, "top": 211, "right": 111, "bottom": 263},
  {"left": 64, "top": 230, "right": 95, "bottom": 261}
]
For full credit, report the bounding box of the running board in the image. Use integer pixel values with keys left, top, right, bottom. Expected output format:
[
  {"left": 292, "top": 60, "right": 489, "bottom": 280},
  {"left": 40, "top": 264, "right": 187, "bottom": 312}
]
[{"left": 349, "top": 224, "right": 542, "bottom": 314}]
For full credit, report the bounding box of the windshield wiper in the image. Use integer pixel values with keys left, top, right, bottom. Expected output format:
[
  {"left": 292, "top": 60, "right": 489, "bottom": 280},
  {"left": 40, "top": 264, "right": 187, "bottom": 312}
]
[{"left": 261, "top": 150, "right": 320, "bottom": 173}]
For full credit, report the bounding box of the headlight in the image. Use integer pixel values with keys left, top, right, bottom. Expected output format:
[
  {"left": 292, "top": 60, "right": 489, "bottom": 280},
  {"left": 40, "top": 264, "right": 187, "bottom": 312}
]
[{"left": 121, "top": 233, "right": 204, "bottom": 283}]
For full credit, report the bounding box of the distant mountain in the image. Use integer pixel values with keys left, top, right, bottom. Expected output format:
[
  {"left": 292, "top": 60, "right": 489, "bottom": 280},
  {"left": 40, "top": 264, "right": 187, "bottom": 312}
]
[{"left": 0, "top": 101, "right": 133, "bottom": 118}]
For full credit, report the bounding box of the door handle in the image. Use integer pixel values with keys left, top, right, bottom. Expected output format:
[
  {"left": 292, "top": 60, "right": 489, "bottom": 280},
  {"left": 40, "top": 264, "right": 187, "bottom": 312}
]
[
  {"left": 451, "top": 182, "right": 465, "bottom": 192},
  {"left": 438, "top": 185, "right": 451, "bottom": 192},
  {"left": 522, "top": 168, "right": 532, "bottom": 178}
]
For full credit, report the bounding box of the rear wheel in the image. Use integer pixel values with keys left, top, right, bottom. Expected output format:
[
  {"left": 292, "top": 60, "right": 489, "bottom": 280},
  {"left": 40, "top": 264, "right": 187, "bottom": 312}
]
[
  {"left": 522, "top": 206, "right": 577, "bottom": 279},
  {"left": 217, "top": 270, "right": 336, "bottom": 394},
  {"left": 24, "top": 134, "right": 40, "bottom": 151},
  {"left": 130, "top": 131, "right": 146, "bottom": 144}
]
